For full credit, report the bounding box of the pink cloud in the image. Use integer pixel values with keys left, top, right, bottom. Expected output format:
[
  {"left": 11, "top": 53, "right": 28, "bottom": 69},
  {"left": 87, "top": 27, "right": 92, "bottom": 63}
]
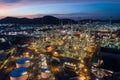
[
  {"left": 0, "top": 0, "right": 119, "bottom": 11},
  {"left": 0, "top": 6, "right": 11, "bottom": 10},
  {"left": 0, "top": 0, "right": 79, "bottom": 11}
]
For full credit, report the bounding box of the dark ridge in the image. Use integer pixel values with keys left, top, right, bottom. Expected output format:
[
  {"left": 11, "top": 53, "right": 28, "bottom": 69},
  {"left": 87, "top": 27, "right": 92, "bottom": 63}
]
[
  {"left": 0, "top": 16, "right": 120, "bottom": 24},
  {"left": 42, "top": 16, "right": 59, "bottom": 24}
]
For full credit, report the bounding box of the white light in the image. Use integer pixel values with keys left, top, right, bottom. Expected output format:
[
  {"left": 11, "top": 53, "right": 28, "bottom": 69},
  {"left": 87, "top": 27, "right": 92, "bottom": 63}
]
[
  {"left": 25, "top": 60, "right": 30, "bottom": 63},
  {"left": 96, "top": 78, "right": 99, "bottom": 80},
  {"left": 22, "top": 72, "right": 27, "bottom": 75}
]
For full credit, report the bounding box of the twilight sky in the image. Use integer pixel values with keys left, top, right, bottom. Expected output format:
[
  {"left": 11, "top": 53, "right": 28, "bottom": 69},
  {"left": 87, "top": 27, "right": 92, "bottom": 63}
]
[{"left": 0, "top": 0, "right": 120, "bottom": 19}]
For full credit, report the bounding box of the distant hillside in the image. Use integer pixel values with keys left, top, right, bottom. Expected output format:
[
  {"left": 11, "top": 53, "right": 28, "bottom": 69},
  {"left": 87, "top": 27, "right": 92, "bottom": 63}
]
[
  {"left": 0, "top": 16, "right": 76, "bottom": 24},
  {"left": 0, "top": 16, "right": 120, "bottom": 24}
]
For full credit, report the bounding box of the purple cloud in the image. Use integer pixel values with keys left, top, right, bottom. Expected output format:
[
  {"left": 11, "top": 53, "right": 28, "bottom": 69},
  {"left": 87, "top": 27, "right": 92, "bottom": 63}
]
[
  {"left": 0, "top": 0, "right": 119, "bottom": 10},
  {"left": 2, "top": 0, "right": 21, "bottom": 3},
  {"left": 0, "top": 0, "right": 119, "bottom": 6},
  {"left": 0, "top": 0, "right": 120, "bottom": 4},
  {"left": 0, "top": 0, "right": 78, "bottom": 10}
]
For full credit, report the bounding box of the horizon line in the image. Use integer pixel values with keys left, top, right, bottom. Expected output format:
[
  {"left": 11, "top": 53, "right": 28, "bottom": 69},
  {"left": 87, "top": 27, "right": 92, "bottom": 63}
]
[{"left": 0, "top": 15, "right": 120, "bottom": 20}]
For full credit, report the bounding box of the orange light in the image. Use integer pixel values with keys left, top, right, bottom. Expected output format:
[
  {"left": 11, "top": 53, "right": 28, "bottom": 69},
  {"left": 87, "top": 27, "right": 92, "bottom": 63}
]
[
  {"left": 47, "top": 46, "right": 53, "bottom": 52},
  {"left": 53, "top": 52, "right": 59, "bottom": 57},
  {"left": 80, "top": 60, "right": 84, "bottom": 63},
  {"left": 79, "top": 63, "right": 85, "bottom": 68},
  {"left": 83, "top": 68, "right": 88, "bottom": 72},
  {"left": 112, "top": 33, "right": 116, "bottom": 37},
  {"left": 25, "top": 52, "right": 29, "bottom": 55},
  {"left": 79, "top": 76, "right": 86, "bottom": 80},
  {"left": 35, "top": 49, "right": 38, "bottom": 52}
]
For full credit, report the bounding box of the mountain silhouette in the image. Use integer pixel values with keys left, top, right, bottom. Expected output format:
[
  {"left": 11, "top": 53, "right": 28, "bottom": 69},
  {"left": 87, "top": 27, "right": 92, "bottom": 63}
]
[
  {"left": 0, "top": 16, "right": 119, "bottom": 24},
  {"left": 0, "top": 16, "right": 76, "bottom": 24}
]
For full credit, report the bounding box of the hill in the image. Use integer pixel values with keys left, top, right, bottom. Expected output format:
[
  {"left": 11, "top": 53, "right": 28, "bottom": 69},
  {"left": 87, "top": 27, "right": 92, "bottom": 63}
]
[{"left": 0, "top": 16, "right": 120, "bottom": 24}]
